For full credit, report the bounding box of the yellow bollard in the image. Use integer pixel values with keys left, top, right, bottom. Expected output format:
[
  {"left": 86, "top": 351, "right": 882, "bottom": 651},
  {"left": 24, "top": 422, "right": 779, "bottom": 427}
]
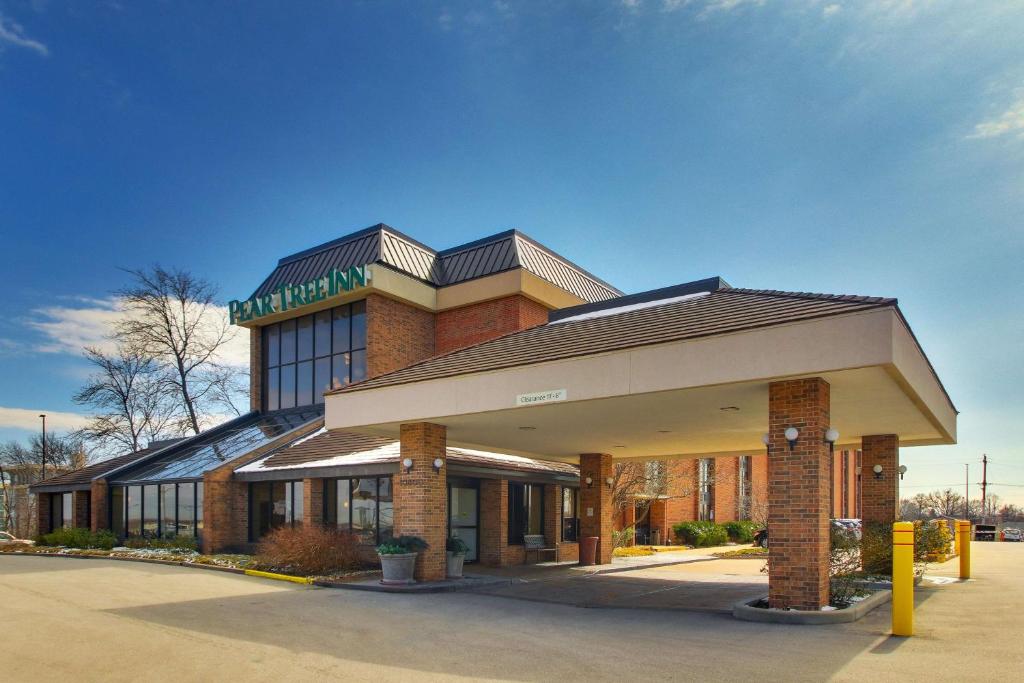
[
  {"left": 954, "top": 519, "right": 961, "bottom": 557},
  {"left": 892, "top": 521, "right": 915, "bottom": 637},
  {"left": 958, "top": 520, "right": 971, "bottom": 580}
]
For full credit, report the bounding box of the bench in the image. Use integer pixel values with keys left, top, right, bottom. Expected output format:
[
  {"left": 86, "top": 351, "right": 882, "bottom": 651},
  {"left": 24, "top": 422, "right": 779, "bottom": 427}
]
[{"left": 524, "top": 534, "right": 558, "bottom": 564}]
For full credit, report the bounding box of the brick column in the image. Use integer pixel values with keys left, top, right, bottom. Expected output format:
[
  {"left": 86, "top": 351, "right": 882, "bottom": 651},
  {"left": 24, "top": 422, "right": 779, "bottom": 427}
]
[
  {"left": 202, "top": 472, "right": 249, "bottom": 554},
  {"left": 768, "top": 377, "right": 831, "bottom": 610},
  {"left": 543, "top": 485, "right": 560, "bottom": 546},
  {"left": 861, "top": 434, "right": 899, "bottom": 573},
  {"left": 72, "top": 490, "right": 90, "bottom": 528},
  {"left": 395, "top": 423, "right": 447, "bottom": 581},
  {"left": 479, "top": 479, "right": 507, "bottom": 566},
  {"left": 714, "top": 456, "right": 739, "bottom": 523},
  {"left": 303, "top": 478, "right": 324, "bottom": 526},
  {"left": 579, "top": 453, "right": 613, "bottom": 564},
  {"left": 91, "top": 480, "right": 108, "bottom": 532},
  {"left": 37, "top": 492, "right": 51, "bottom": 535},
  {"left": 249, "top": 327, "right": 263, "bottom": 413}
]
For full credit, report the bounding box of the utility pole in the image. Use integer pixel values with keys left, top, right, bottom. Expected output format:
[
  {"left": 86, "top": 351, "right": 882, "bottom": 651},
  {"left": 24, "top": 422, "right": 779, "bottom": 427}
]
[
  {"left": 964, "top": 463, "right": 970, "bottom": 519},
  {"left": 981, "top": 454, "right": 988, "bottom": 522},
  {"left": 39, "top": 413, "right": 47, "bottom": 482}
]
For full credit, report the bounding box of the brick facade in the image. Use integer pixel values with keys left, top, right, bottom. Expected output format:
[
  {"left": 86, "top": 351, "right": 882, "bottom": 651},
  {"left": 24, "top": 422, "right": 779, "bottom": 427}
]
[
  {"left": 303, "top": 478, "right": 325, "bottom": 526},
  {"left": 366, "top": 294, "right": 436, "bottom": 379},
  {"left": 860, "top": 434, "right": 899, "bottom": 526},
  {"left": 72, "top": 490, "right": 90, "bottom": 528},
  {"left": 395, "top": 423, "right": 448, "bottom": 581},
  {"left": 36, "top": 492, "right": 51, "bottom": 535},
  {"left": 767, "top": 377, "right": 832, "bottom": 610},
  {"left": 714, "top": 456, "right": 739, "bottom": 523},
  {"left": 435, "top": 295, "right": 548, "bottom": 356},
  {"left": 579, "top": 453, "right": 614, "bottom": 564},
  {"left": 249, "top": 327, "right": 262, "bottom": 412}
]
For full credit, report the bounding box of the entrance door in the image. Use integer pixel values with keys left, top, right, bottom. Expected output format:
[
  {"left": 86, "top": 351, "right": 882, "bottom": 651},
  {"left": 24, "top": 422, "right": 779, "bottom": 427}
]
[
  {"left": 634, "top": 503, "right": 651, "bottom": 545},
  {"left": 448, "top": 479, "right": 479, "bottom": 562}
]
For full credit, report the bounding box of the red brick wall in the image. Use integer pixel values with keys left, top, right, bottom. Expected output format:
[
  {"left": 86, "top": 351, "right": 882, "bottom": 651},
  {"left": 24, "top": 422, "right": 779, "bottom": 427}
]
[
  {"left": 366, "top": 294, "right": 436, "bottom": 379},
  {"left": 664, "top": 460, "right": 698, "bottom": 538},
  {"left": 768, "top": 377, "right": 831, "bottom": 610},
  {"left": 714, "top": 457, "right": 739, "bottom": 523},
  {"left": 90, "top": 481, "right": 108, "bottom": 532},
  {"left": 435, "top": 295, "right": 548, "bottom": 356},
  {"left": 847, "top": 450, "right": 859, "bottom": 519},
  {"left": 72, "top": 490, "right": 90, "bottom": 528},
  {"left": 303, "top": 478, "right": 324, "bottom": 526},
  {"left": 201, "top": 473, "right": 250, "bottom": 554},
  {"left": 36, "top": 492, "right": 51, "bottom": 534},
  {"left": 751, "top": 453, "right": 768, "bottom": 523},
  {"left": 861, "top": 435, "right": 899, "bottom": 526},
  {"left": 580, "top": 453, "right": 614, "bottom": 564},
  {"left": 394, "top": 423, "right": 448, "bottom": 581}
]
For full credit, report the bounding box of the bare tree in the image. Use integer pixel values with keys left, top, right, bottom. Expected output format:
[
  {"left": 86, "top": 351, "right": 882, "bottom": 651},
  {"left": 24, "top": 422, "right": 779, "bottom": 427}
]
[
  {"left": 0, "top": 433, "right": 85, "bottom": 478},
  {"left": 117, "top": 266, "right": 240, "bottom": 434},
  {"left": 73, "top": 343, "right": 179, "bottom": 454}
]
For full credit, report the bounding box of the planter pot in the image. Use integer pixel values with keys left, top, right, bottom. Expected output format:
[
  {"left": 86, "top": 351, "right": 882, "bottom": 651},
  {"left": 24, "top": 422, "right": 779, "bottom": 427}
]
[
  {"left": 447, "top": 551, "right": 466, "bottom": 579},
  {"left": 378, "top": 552, "right": 418, "bottom": 585}
]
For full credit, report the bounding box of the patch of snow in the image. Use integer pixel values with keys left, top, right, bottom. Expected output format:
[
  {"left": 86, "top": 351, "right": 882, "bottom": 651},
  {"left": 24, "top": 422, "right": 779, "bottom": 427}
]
[
  {"left": 291, "top": 425, "right": 327, "bottom": 446},
  {"left": 237, "top": 441, "right": 402, "bottom": 472},
  {"left": 550, "top": 291, "right": 710, "bottom": 324},
  {"left": 820, "top": 605, "right": 838, "bottom": 611}
]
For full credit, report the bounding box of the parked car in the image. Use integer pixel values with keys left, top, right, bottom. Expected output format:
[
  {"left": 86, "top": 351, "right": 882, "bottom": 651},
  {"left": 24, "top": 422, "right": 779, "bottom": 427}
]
[
  {"left": 1001, "top": 528, "right": 1022, "bottom": 542},
  {"left": 751, "top": 519, "right": 859, "bottom": 549},
  {"left": 0, "top": 531, "right": 33, "bottom": 546}
]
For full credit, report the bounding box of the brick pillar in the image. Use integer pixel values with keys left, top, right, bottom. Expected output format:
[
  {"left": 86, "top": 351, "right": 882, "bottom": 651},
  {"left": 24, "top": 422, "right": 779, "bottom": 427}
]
[
  {"left": 768, "top": 377, "right": 831, "bottom": 610},
  {"left": 479, "top": 479, "right": 507, "bottom": 566},
  {"left": 91, "top": 480, "right": 108, "bottom": 532},
  {"left": 543, "top": 485, "right": 560, "bottom": 546},
  {"left": 861, "top": 434, "right": 899, "bottom": 573},
  {"left": 249, "top": 327, "right": 263, "bottom": 413},
  {"left": 395, "top": 423, "right": 447, "bottom": 581},
  {"left": 72, "top": 490, "right": 90, "bottom": 528},
  {"left": 714, "top": 456, "right": 739, "bottom": 523},
  {"left": 202, "top": 472, "right": 248, "bottom": 554},
  {"left": 37, "top": 492, "right": 52, "bottom": 534},
  {"left": 303, "top": 478, "right": 324, "bottom": 526},
  {"left": 579, "top": 453, "right": 613, "bottom": 565}
]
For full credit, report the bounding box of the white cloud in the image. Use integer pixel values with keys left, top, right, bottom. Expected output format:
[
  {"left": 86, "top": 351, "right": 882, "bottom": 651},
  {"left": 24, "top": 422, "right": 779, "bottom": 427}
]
[
  {"left": 968, "top": 93, "right": 1024, "bottom": 140},
  {"left": 438, "top": 9, "right": 454, "bottom": 31},
  {"left": 25, "top": 296, "right": 250, "bottom": 368},
  {"left": 823, "top": 3, "right": 842, "bottom": 17},
  {"left": 0, "top": 12, "right": 48, "bottom": 57},
  {"left": 0, "top": 406, "right": 90, "bottom": 433}
]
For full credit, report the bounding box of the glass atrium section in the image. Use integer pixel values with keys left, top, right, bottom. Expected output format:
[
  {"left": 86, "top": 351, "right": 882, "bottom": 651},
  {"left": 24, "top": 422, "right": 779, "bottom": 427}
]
[
  {"left": 110, "top": 481, "right": 204, "bottom": 539},
  {"left": 111, "top": 406, "right": 323, "bottom": 484}
]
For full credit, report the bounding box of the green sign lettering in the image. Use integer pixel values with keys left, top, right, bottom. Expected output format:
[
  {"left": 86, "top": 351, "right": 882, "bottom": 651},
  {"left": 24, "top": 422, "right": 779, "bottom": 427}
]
[{"left": 228, "top": 264, "right": 372, "bottom": 325}]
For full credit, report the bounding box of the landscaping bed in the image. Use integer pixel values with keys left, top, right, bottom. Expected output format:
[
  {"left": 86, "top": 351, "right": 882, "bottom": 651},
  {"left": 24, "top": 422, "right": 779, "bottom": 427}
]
[{"left": 712, "top": 547, "right": 768, "bottom": 559}]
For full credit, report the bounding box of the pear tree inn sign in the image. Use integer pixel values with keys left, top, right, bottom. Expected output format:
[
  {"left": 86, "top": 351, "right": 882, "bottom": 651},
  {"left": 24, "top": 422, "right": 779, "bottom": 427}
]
[{"left": 229, "top": 264, "right": 372, "bottom": 325}]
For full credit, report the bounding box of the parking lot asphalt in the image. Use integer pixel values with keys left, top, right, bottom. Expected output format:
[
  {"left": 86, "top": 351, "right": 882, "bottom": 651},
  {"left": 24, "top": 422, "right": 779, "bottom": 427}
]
[{"left": 1, "top": 543, "right": 1021, "bottom": 682}]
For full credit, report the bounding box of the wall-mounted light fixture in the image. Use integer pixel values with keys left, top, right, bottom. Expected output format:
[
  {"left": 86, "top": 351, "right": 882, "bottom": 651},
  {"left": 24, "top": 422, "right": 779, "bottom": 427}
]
[
  {"left": 898, "top": 464, "right": 908, "bottom": 480},
  {"left": 824, "top": 428, "right": 839, "bottom": 455},
  {"left": 761, "top": 433, "right": 770, "bottom": 456},
  {"left": 402, "top": 457, "right": 414, "bottom": 474},
  {"left": 432, "top": 457, "right": 444, "bottom": 473},
  {"left": 585, "top": 476, "right": 594, "bottom": 488},
  {"left": 784, "top": 427, "right": 799, "bottom": 451},
  {"left": 872, "top": 464, "right": 883, "bottom": 480},
  {"left": 605, "top": 476, "right": 614, "bottom": 489}
]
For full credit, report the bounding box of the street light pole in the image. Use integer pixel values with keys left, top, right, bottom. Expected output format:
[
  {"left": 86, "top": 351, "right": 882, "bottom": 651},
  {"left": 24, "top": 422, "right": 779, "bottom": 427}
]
[{"left": 39, "top": 414, "right": 47, "bottom": 482}]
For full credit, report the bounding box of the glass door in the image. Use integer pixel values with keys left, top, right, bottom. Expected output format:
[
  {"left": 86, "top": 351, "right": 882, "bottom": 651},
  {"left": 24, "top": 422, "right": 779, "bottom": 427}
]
[{"left": 448, "top": 479, "right": 479, "bottom": 562}]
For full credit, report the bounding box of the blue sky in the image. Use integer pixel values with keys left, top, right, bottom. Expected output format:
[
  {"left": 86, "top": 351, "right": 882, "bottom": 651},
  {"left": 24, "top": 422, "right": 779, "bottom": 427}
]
[{"left": 1, "top": 1, "right": 1022, "bottom": 503}]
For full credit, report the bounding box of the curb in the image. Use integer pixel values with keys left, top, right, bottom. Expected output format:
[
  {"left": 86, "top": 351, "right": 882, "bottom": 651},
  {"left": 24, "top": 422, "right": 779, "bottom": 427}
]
[
  {"left": 732, "top": 589, "right": 892, "bottom": 625},
  {"left": 0, "top": 550, "right": 247, "bottom": 574},
  {"left": 245, "top": 569, "right": 314, "bottom": 585}
]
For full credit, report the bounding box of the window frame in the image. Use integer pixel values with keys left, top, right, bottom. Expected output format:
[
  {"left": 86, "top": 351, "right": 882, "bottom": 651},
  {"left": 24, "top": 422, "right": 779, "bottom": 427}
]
[
  {"left": 248, "top": 480, "right": 304, "bottom": 542},
  {"left": 261, "top": 300, "right": 367, "bottom": 412},
  {"left": 110, "top": 482, "right": 203, "bottom": 541},
  {"left": 507, "top": 482, "right": 545, "bottom": 546},
  {"left": 561, "top": 486, "right": 579, "bottom": 542},
  {"left": 323, "top": 476, "right": 393, "bottom": 546}
]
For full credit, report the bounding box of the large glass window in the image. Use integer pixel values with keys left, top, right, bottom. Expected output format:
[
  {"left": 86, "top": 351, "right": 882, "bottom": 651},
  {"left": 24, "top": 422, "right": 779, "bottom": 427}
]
[
  {"left": 111, "top": 487, "right": 125, "bottom": 538},
  {"left": 698, "top": 459, "right": 715, "bottom": 521},
  {"left": 262, "top": 300, "right": 367, "bottom": 411},
  {"left": 249, "top": 480, "right": 302, "bottom": 541},
  {"left": 561, "top": 487, "right": 579, "bottom": 542},
  {"left": 143, "top": 485, "right": 159, "bottom": 537},
  {"left": 177, "top": 482, "right": 196, "bottom": 537},
  {"left": 161, "top": 484, "right": 176, "bottom": 538},
  {"left": 738, "top": 455, "right": 752, "bottom": 520},
  {"left": 127, "top": 485, "right": 142, "bottom": 536},
  {"left": 324, "top": 476, "right": 392, "bottom": 545},
  {"left": 111, "top": 483, "right": 202, "bottom": 540},
  {"left": 61, "top": 493, "right": 73, "bottom": 529},
  {"left": 508, "top": 483, "right": 544, "bottom": 545}
]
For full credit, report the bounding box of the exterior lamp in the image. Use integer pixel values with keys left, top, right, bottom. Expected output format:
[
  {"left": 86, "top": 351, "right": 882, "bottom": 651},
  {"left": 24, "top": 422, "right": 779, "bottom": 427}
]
[
  {"left": 605, "top": 476, "right": 614, "bottom": 489},
  {"left": 432, "top": 458, "right": 444, "bottom": 473},
  {"left": 824, "top": 428, "right": 839, "bottom": 455},
  {"left": 402, "top": 458, "right": 414, "bottom": 473},
  {"left": 784, "top": 427, "right": 799, "bottom": 451},
  {"left": 872, "top": 464, "right": 883, "bottom": 480},
  {"left": 585, "top": 476, "right": 594, "bottom": 488},
  {"left": 898, "top": 464, "right": 908, "bottom": 480},
  {"left": 761, "top": 433, "right": 770, "bottom": 456}
]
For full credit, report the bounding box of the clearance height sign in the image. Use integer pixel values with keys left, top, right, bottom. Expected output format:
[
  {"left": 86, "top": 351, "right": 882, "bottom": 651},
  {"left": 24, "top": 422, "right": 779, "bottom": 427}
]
[{"left": 229, "top": 264, "right": 372, "bottom": 325}]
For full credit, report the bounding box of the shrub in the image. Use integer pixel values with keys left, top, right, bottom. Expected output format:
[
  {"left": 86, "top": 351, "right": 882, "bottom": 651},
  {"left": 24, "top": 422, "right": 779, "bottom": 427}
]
[
  {"left": 376, "top": 535, "right": 429, "bottom": 555},
  {"left": 36, "top": 528, "right": 117, "bottom": 550},
  {"left": 672, "top": 521, "right": 728, "bottom": 547},
  {"left": 446, "top": 536, "right": 469, "bottom": 554},
  {"left": 613, "top": 546, "right": 655, "bottom": 557},
  {"left": 122, "top": 535, "right": 199, "bottom": 551},
  {"left": 256, "top": 525, "right": 362, "bottom": 576},
  {"left": 722, "top": 521, "right": 759, "bottom": 543},
  {"left": 612, "top": 527, "right": 635, "bottom": 549}
]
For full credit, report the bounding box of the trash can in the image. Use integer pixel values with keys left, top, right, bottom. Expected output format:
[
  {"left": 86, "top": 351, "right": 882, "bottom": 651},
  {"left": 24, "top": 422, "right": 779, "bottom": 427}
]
[
  {"left": 579, "top": 536, "right": 599, "bottom": 566},
  {"left": 651, "top": 529, "right": 662, "bottom": 546}
]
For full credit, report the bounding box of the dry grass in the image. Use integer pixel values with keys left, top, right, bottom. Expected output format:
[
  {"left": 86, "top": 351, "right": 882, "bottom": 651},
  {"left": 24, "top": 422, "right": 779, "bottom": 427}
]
[{"left": 255, "top": 525, "right": 363, "bottom": 576}]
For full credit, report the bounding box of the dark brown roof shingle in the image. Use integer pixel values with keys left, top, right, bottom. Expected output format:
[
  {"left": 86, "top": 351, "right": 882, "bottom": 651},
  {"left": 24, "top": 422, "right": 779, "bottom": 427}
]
[{"left": 29, "top": 444, "right": 169, "bottom": 491}]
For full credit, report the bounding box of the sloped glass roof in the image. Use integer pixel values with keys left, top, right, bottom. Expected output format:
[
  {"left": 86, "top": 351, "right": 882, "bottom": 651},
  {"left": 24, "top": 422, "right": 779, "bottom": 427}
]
[{"left": 111, "top": 406, "right": 323, "bottom": 484}]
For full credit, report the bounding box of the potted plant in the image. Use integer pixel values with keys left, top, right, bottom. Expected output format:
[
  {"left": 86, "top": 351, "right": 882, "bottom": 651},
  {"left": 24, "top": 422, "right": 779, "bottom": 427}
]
[
  {"left": 446, "top": 536, "right": 469, "bottom": 578},
  {"left": 377, "top": 535, "right": 428, "bottom": 585}
]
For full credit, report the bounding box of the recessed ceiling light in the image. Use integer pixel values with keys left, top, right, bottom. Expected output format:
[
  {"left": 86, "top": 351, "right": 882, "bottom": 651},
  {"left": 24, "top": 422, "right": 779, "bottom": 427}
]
[
  {"left": 720, "top": 406, "right": 740, "bottom": 412},
  {"left": 518, "top": 426, "right": 536, "bottom": 431},
  {"left": 657, "top": 430, "right": 672, "bottom": 434},
  {"left": 613, "top": 445, "right": 626, "bottom": 448}
]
